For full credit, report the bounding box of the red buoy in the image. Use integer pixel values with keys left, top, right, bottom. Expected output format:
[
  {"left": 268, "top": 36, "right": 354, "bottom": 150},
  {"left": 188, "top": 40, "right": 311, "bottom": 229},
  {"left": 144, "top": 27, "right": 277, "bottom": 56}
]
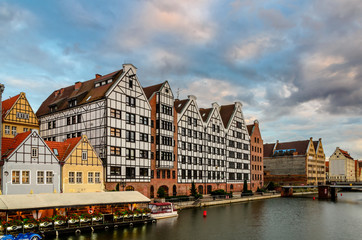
[
  {"left": 313, "top": 197, "right": 315, "bottom": 200},
  {"left": 203, "top": 211, "right": 207, "bottom": 217},
  {"left": 341, "top": 193, "right": 342, "bottom": 196}
]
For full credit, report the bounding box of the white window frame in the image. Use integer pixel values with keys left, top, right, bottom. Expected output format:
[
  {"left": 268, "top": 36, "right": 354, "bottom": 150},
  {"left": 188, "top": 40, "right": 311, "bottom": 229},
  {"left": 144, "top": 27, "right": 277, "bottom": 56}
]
[
  {"left": 12, "top": 170, "right": 20, "bottom": 184},
  {"left": 11, "top": 126, "right": 17, "bottom": 136},
  {"left": 22, "top": 170, "right": 30, "bottom": 184},
  {"left": 32, "top": 147, "right": 38, "bottom": 158},
  {"left": 82, "top": 150, "right": 88, "bottom": 161},
  {"left": 95, "top": 172, "right": 101, "bottom": 184},
  {"left": 88, "top": 172, "right": 94, "bottom": 183},
  {"left": 76, "top": 172, "right": 82, "bottom": 184},
  {"left": 46, "top": 171, "right": 53, "bottom": 184},
  {"left": 69, "top": 172, "right": 75, "bottom": 184},
  {"left": 4, "top": 125, "right": 10, "bottom": 135}
]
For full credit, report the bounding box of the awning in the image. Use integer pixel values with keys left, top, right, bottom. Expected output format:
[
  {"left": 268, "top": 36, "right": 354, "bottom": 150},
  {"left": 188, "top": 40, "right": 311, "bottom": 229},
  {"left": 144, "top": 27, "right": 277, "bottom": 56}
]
[{"left": 0, "top": 191, "right": 150, "bottom": 211}]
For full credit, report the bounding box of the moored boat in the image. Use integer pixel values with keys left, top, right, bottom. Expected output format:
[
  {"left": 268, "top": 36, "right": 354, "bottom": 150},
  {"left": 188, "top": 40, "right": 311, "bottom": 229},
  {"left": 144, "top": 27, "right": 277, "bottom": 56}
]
[{"left": 149, "top": 202, "right": 178, "bottom": 219}]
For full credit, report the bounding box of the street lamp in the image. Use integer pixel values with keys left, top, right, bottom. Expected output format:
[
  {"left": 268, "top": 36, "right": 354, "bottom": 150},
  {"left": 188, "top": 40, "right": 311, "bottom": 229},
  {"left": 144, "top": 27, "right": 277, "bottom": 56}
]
[{"left": 4, "top": 171, "right": 9, "bottom": 195}]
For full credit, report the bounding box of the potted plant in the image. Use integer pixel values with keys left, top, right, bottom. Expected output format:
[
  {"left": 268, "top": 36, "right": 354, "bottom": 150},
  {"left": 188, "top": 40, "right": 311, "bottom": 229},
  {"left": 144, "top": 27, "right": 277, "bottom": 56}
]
[
  {"left": 67, "top": 213, "right": 80, "bottom": 224},
  {"left": 23, "top": 218, "right": 38, "bottom": 229},
  {"left": 142, "top": 208, "right": 151, "bottom": 217},
  {"left": 39, "top": 216, "right": 53, "bottom": 228},
  {"left": 53, "top": 215, "right": 67, "bottom": 225},
  {"left": 133, "top": 208, "right": 142, "bottom": 217},
  {"left": 92, "top": 212, "right": 103, "bottom": 222},
  {"left": 80, "top": 213, "right": 92, "bottom": 222}
]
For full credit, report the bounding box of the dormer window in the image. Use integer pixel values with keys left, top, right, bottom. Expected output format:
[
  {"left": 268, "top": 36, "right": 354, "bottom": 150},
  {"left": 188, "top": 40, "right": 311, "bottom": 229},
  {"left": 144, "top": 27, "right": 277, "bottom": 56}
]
[
  {"left": 69, "top": 99, "right": 77, "bottom": 107},
  {"left": 49, "top": 105, "right": 57, "bottom": 113},
  {"left": 53, "top": 149, "right": 59, "bottom": 156}
]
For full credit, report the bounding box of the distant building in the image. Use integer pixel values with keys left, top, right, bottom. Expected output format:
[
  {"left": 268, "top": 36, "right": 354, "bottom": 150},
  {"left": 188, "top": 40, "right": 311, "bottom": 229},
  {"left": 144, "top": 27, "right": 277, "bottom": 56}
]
[
  {"left": 325, "top": 161, "right": 329, "bottom": 182},
  {"left": 2, "top": 92, "right": 39, "bottom": 138},
  {"left": 263, "top": 138, "right": 326, "bottom": 186},
  {"left": 46, "top": 135, "right": 104, "bottom": 193},
  {"left": 329, "top": 147, "right": 355, "bottom": 182},
  {"left": 1, "top": 130, "right": 60, "bottom": 195},
  {"left": 247, "top": 120, "right": 263, "bottom": 191}
]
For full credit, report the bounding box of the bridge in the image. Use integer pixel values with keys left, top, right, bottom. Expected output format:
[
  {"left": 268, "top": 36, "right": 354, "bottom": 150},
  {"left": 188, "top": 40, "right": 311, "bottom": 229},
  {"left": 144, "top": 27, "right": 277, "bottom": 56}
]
[{"left": 281, "top": 185, "right": 362, "bottom": 201}]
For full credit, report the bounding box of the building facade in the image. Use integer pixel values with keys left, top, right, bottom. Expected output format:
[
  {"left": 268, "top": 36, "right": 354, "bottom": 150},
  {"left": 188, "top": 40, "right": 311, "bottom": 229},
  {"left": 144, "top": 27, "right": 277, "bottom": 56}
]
[
  {"left": 46, "top": 135, "right": 104, "bottom": 193},
  {"left": 37, "top": 64, "right": 151, "bottom": 196},
  {"left": 329, "top": 147, "right": 355, "bottom": 182},
  {"left": 143, "top": 82, "right": 178, "bottom": 197},
  {"left": 247, "top": 120, "right": 264, "bottom": 191},
  {"left": 2, "top": 92, "right": 39, "bottom": 138},
  {"left": 1, "top": 130, "right": 60, "bottom": 195},
  {"left": 263, "top": 138, "right": 326, "bottom": 186}
]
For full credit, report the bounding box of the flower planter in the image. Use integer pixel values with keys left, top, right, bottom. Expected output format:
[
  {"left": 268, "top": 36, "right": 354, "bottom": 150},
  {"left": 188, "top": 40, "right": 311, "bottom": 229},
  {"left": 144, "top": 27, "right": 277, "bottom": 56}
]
[
  {"left": 54, "top": 220, "right": 65, "bottom": 226},
  {"left": 92, "top": 217, "right": 103, "bottom": 222},
  {"left": 80, "top": 218, "right": 91, "bottom": 223},
  {"left": 68, "top": 219, "right": 79, "bottom": 224},
  {"left": 39, "top": 222, "right": 52, "bottom": 228},
  {"left": 6, "top": 225, "right": 22, "bottom": 231},
  {"left": 24, "top": 223, "right": 36, "bottom": 229}
]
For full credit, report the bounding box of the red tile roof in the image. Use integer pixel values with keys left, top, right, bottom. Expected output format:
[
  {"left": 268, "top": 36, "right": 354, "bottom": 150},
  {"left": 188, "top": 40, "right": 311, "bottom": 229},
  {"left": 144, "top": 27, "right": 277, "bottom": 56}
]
[
  {"left": 219, "top": 104, "right": 235, "bottom": 128},
  {"left": 2, "top": 94, "right": 20, "bottom": 119},
  {"left": 45, "top": 137, "right": 81, "bottom": 161},
  {"left": 199, "top": 108, "right": 212, "bottom": 122},
  {"left": 143, "top": 82, "right": 164, "bottom": 100},
  {"left": 264, "top": 140, "right": 310, "bottom": 157},
  {"left": 174, "top": 99, "right": 189, "bottom": 114},
  {"left": 339, "top": 149, "right": 353, "bottom": 160},
  {"left": 36, "top": 69, "right": 123, "bottom": 117},
  {"left": 2, "top": 131, "right": 32, "bottom": 159}
]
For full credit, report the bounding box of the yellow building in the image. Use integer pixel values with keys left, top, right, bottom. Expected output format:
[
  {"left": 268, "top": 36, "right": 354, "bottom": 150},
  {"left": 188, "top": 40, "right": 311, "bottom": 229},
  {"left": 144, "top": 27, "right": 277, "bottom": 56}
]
[
  {"left": 46, "top": 135, "right": 104, "bottom": 193},
  {"left": 2, "top": 92, "right": 39, "bottom": 137},
  {"left": 329, "top": 147, "right": 355, "bottom": 182}
]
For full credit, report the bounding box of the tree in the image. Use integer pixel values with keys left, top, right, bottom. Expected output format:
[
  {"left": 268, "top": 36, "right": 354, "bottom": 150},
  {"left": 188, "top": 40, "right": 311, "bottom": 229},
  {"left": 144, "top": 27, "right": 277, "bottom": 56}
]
[
  {"left": 190, "top": 182, "right": 197, "bottom": 197},
  {"left": 243, "top": 179, "right": 248, "bottom": 193},
  {"left": 157, "top": 187, "right": 166, "bottom": 198}
]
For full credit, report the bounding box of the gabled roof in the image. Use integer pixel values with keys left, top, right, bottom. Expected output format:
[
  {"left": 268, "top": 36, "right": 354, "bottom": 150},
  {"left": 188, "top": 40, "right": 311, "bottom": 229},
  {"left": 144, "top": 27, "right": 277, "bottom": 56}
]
[
  {"left": 45, "top": 137, "right": 82, "bottom": 161},
  {"left": 36, "top": 69, "right": 123, "bottom": 117},
  {"left": 2, "top": 131, "right": 32, "bottom": 159},
  {"left": 174, "top": 99, "right": 189, "bottom": 113},
  {"left": 264, "top": 140, "right": 310, "bottom": 157},
  {"left": 339, "top": 148, "right": 353, "bottom": 160},
  {"left": 2, "top": 94, "right": 20, "bottom": 119},
  {"left": 247, "top": 124, "right": 254, "bottom": 136},
  {"left": 219, "top": 104, "right": 235, "bottom": 128},
  {"left": 143, "top": 82, "right": 164, "bottom": 100},
  {"left": 199, "top": 108, "right": 212, "bottom": 122}
]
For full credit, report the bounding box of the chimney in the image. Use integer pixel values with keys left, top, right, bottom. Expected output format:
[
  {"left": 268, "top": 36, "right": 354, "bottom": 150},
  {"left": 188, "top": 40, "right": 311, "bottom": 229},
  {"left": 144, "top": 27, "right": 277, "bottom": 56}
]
[
  {"left": 95, "top": 74, "right": 102, "bottom": 79},
  {"left": 60, "top": 88, "right": 64, "bottom": 95},
  {"left": 75, "top": 82, "right": 82, "bottom": 90},
  {"left": 54, "top": 90, "right": 60, "bottom": 97}
]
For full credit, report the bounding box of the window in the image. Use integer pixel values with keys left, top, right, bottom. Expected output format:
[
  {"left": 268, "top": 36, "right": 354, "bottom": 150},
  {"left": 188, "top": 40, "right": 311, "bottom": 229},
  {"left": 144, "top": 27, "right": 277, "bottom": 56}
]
[
  {"left": 110, "top": 146, "right": 121, "bottom": 156},
  {"left": 140, "top": 133, "right": 148, "bottom": 142},
  {"left": 110, "top": 128, "right": 121, "bottom": 137},
  {"left": 182, "top": 170, "right": 186, "bottom": 179},
  {"left": 126, "top": 113, "right": 135, "bottom": 124},
  {"left": 32, "top": 147, "right": 38, "bottom": 158},
  {"left": 126, "top": 148, "right": 135, "bottom": 160},
  {"left": 76, "top": 172, "right": 82, "bottom": 183},
  {"left": 140, "top": 150, "right": 148, "bottom": 159},
  {"left": 12, "top": 171, "right": 20, "bottom": 184},
  {"left": 140, "top": 168, "right": 148, "bottom": 177},
  {"left": 140, "top": 116, "right": 149, "bottom": 125},
  {"left": 236, "top": 121, "right": 242, "bottom": 128},
  {"left": 110, "top": 167, "right": 121, "bottom": 175},
  {"left": 126, "top": 167, "right": 136, "bottom": 179},
  {"left": 95, "top": 172, "right": 101, "bottom": 183},
  {"left": 48, "top": 122, "right": 52, "bottom": 129},
  {"left": 77, "top": 114, "right": 82, "bottom": 123},
  {"left": 69, "top": 99, "right": 77, "bottom": 107},
  {"left": 67, "top": 117, "right": 71, "bottom": 125},
  {"left": 69, "top": 172, "right": 75, "bottom": 183},
  {"left": 37, "top": 171, "right": 44, "bottom": 184},
  {"left": 188, "top": 117, "right": 192, "bottom": 125},
  {"left": 172, "top": 171, "right": 176, "bottom": 179},
  {"left": 22, "top": 171, "right": 30, "bottom": 184},
  {"left": 110, "top": 108, "right": 121, "bottom": 119},
  {"left": 11, "top": 126, "right": 17, "bottom": 135},
  {"left": 72, "top": 115, "right": 76, "bottom": 124},
  {"left": 82, "top": 150, "right": 88, "bottom": 161},
  {"left": 129, "top": 79, "right": 133, "bottom": 88},
  {"left": 126, "top": 96, "right": 136, "bottom": 107},
  {"left": 88, "top": 172, "right": 94, "bottom": 183},
  {"left": 229, "top": 173, "right": 235, "bottom": 180},
  {"left": 126, "top": 131, "right": 135, "bottom": 142},
  {"left": 4, "top": 125, "right": 10, "bottom": 135},
  {"left": 46, "top": 171, "right": 53, "bottom": 184}
]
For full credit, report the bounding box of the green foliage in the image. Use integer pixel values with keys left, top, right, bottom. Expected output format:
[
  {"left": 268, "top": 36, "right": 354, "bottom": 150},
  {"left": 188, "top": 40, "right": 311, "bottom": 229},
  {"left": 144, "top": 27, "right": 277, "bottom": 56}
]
[
  {"left": 157, "top": 187, "right": 166, "bottom": 198},
  {"left": 267, "top": 182, "right": 276, "bottom": 190},
  {"left": 243, "top": 179, "right": 248, "bottom": 193},
  {"left": 256, "top": 187, "right": 266, "bottom": 193},
  {"left": 190, "top": 182, "right": 197, "bottom": 197},
  {"left": 210, "top": 189, "right": 227, "bottom": 196}
]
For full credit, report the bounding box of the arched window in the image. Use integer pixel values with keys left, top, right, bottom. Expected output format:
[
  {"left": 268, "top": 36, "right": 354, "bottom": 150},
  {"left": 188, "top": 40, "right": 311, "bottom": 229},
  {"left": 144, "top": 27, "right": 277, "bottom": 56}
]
[{"left": 125, "top": 186, "right": 134, "bottom": 191}]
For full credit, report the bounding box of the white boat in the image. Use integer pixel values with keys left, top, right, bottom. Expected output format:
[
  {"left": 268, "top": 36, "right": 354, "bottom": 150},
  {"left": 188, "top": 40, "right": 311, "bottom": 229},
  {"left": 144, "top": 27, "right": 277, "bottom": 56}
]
[{"left": 149, "top": 202, "right": 178, "bottom": 219}]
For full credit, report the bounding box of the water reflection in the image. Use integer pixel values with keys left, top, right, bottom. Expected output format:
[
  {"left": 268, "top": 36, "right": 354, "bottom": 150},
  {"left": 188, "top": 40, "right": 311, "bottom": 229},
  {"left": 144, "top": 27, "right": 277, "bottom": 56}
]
[{"left": 53, "top": 193, "right": 362, "bottom": 240}]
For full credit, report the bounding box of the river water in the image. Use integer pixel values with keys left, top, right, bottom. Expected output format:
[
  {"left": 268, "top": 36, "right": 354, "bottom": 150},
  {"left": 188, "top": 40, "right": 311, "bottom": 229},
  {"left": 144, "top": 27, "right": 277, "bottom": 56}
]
[{"left": 52, "top": 193, "right": 362, "bottom": 240}]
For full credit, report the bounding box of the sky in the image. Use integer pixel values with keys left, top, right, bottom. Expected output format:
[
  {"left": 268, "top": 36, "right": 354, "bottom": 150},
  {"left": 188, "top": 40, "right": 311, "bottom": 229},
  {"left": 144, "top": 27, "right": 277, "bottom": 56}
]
[{"left": 1, "top": 0, "right": 362, "bottom": 159}]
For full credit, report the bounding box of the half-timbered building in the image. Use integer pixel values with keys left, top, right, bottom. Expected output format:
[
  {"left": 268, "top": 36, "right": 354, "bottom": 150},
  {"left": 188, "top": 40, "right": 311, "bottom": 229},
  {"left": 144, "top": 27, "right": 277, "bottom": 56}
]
[
  {"left": 2, "top": 92, "right": 39, "bottom": 138},
  {"left": 1, "top": 130, "right": 60, "bottom": 195},
  {"left": 36, "top": 64, "right": 151, "bottom": 195},
  {"left": 220, "top": 102, "right": 251, "bottom": 192}
]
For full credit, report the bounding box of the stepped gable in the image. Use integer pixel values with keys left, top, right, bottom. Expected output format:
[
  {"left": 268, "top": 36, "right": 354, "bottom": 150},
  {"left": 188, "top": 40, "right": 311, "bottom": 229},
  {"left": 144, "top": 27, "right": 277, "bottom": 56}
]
[
  {"left": 1, "top": 131, "right": 32, "bottom": 159},
  {"left": 143, "top": 82, "right": 164, "bottom": 100},
  {"left": 36, "top": 69, "right": 123, "bottom": 117},
  {"left": 219, "top": 104, "right": 235, "bottom": 128},
  {"left": 339, "top": 149, "right": 353, "bottom": 160},
  {"left": 174, "top": 99, "right": 189, "bottom": 114},
  {"left": 2, "top": 94, "right": 20, "bottom": 119},
  {"left": 199, "top": 108, "right": 212, "bottom": 122},
  {"left": 45, "top": 137, "right": 81, "bottom": 161},
  {"left": 263, "top": 143, "right": 275, "bottom": 157}
]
